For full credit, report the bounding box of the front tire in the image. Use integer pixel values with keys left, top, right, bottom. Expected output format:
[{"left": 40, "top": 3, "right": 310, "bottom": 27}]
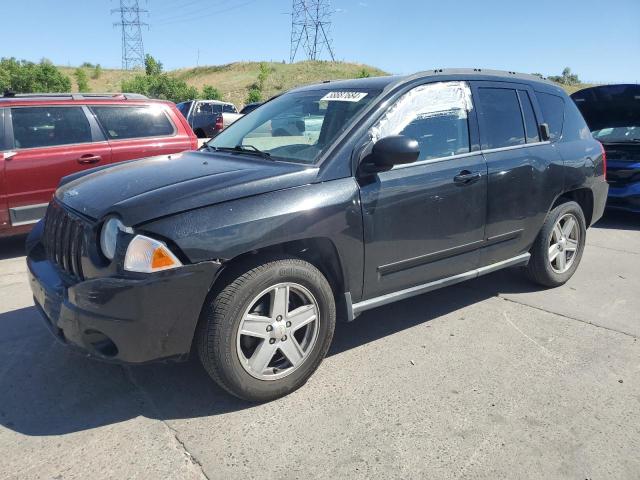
[
  {"left": 197, "top": 258, "right": 336, "bottom": 402},
  {"left": 525, "top": 200, "right": 587, "bottom": 287}
]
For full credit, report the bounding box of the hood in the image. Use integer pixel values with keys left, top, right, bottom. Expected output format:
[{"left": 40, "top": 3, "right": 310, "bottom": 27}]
[
  {"left": 56, "top": 150, "right": 318, "bottom": 225},
  {"left": 571, "top": 84, "right": 640, "bottom": 132}
]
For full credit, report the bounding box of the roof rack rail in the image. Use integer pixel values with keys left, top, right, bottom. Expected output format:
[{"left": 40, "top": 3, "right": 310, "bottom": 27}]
[{"left": 1, "top": 92, "right": 149, "bottom": 100}]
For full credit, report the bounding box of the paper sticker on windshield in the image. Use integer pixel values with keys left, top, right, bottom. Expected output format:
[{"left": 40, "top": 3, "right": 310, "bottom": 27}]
[{"left": 321, "top": 91, "right": 368, "bottom": 102}]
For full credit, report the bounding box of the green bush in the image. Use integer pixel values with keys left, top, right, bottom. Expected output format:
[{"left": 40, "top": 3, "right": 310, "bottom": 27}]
[
  {"left": 74, "top": 68, "right": 90, "bottom": 92},
  {"left": 0, "top": 57, "right": 71, "bottom": 93},
  {"left": 91, "top": 64, "right": 102, "bottom": 80},
  {"left": 202, "top": 85, "right": 222, "bottom": 100},
  {"left": 144, "top": 54, "right": 163, "bottom": 76},
  {"left": 122, "top": 73, "right": 198, "bottom": 103},
  {"left": 246, "top": 88, "right": 262, "bottom": 104},
  {"left": 357, "top": 68, "right": 371, "bottom": 78}
]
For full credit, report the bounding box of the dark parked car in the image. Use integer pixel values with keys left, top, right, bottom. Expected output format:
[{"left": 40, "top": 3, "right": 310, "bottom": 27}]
[
  {"left": 27, "top": 70, "right": 607, "bottom": 401},
  {"left": 240, "top": 102, "right": 262, "bottom": 114},
  {"left": 0, "top": 93, "right": 197, "bottom": 238},
  {"left": 571, "top": 84, "right": 640, "bottom": 212}
]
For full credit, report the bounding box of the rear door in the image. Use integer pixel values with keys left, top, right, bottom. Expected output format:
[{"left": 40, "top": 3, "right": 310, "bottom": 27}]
[
  {"left": 90, "top": 104, "right": 193, "bottom": 163},
  {"left": 4, "top": 105, "right": 111, "bottom": 227},
  {"left": 472, "top": 82, "right": 564, "bottom": 266}
]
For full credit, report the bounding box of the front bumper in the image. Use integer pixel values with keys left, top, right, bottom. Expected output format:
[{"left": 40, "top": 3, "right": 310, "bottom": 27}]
[{"left": 27, "top": 228, "right": 221, "bottom": 364}]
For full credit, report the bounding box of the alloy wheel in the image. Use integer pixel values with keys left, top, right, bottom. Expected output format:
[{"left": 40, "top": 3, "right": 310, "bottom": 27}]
[
  {"left": 548, "top": 213, "right": 580, "bottom": 274},
  {"left": 236, "top": 283, "right": 320, "bottom": 380}
]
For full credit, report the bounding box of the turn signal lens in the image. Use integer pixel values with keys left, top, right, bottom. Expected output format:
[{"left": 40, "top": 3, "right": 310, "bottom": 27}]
[{"left": 124, "top": 235, "right": 183, "bottom": 273}]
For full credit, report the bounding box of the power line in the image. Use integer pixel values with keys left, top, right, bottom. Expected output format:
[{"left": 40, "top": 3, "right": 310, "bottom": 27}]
[
  {"left": 290, "top": 0, "right": 335, "bottom": 63},
  {"left": 112, "top": 0, "right": 148, "bottom": 70}
]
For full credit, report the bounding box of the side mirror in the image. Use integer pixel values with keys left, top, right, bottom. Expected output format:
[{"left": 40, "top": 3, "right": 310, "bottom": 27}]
[
  {"left": 365, "top": 135, "right": 420, "bottom": 172},
  {"left": 539, "top": 123, "right": 551, "bottom": 141},
  {"left": 295, "top": 119, "right": 306, "bottom": 133}
]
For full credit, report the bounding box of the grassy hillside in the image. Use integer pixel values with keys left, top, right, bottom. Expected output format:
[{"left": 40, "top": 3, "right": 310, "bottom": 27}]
[
  {"left": 60, "top": 62, "right": 592, "bottom": 107},
  {"left": 61, "top": 61, "right": 387, "bottom": 107}
]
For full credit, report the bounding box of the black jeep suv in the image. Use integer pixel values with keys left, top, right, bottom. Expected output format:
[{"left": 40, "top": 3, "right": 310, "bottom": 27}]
[{"left": 27, "top": 69, "right": 608, "bottom": 401}]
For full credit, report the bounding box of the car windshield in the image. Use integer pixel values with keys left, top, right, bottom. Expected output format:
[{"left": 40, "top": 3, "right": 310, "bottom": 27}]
[
  {"left": 592, "top": 125, "right": 640, "bottom": 143},
  {"left": 206, "top": 88, "right": 381, "bottom": 164}
]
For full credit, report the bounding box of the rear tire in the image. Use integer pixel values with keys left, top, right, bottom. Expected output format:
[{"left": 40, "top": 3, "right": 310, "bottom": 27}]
[
  {"left": 197, "top": 258, "right": 335, "bottom": 402},
  {"left": 525, "top": 200, "right": 586, "bottom": 287}
]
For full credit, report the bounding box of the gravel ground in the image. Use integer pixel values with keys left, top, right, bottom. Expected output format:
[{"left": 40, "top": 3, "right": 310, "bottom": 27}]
[{"left": 0, "top": 211, "right": 638, "bottom": 480}]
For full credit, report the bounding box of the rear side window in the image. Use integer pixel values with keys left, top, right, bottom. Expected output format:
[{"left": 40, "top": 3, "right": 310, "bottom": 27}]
[
  {"left": 518, "top": 90, "right": 540, "bottom": 143},
  {"left": 92, "top": 106, "right": 175, "bottom": 140},
  {"left": 11, "top": 106, "right": 92, "bottom": 149},
  {"left": 477, "top": 88, "right": 525, "bottom": 149},
  {"left": 537, "top": 92, "right": 564, "bottom": 141},
  {"left": 195, "top": 103, "right": 222, "bottom": 115}
]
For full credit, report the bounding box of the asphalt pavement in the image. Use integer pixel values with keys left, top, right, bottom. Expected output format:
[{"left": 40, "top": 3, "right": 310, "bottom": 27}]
[{"left": 0, "top": 211, "right": 638, "bottom": 479}]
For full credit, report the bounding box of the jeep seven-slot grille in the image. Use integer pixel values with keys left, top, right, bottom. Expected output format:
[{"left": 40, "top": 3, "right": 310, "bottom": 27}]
[{"left": 43, "top": 203, "right": 86, "bottom": 280}]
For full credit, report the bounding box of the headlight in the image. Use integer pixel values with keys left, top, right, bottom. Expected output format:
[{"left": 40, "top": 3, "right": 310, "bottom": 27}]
[
  {"left": 124, "top": 235, "right": 183, "bottom": 273},
  {"left": 100, "top": 216, "right": 126, "bottom": 260}
]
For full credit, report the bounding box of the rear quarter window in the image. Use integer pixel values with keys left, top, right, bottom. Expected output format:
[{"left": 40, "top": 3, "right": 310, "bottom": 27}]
[
  {"left": 91, "top": 105, "right": 175, "bottom": 140},
  {"left": 537, "top": 92, "right": 564, "bottom": 141}
]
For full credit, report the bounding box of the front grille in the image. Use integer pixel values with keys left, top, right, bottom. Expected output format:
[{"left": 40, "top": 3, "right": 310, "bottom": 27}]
[{"left": 43, "top": 202, "right": 86, "bottom": 281}]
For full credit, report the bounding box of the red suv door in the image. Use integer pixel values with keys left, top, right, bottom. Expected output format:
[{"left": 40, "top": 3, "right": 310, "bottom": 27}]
[
  {"left": 3, "top": 105, "right": 112, "bottom": 228},
  {"left": 89, "top": 103, "right": 194, "bottom": 163}
]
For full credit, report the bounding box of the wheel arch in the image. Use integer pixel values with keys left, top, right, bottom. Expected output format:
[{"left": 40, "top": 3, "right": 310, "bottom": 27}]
[
  {"left": 210, "top": 237, "right": 350, "bottom": 320},
  {"left": 551, "top": 188, "right": 594, "bottom": 226}
]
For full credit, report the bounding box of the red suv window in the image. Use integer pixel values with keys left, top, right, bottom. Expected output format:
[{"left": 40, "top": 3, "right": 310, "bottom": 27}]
[
  {"left": 91, "top": 105, "right": 175, "bottom": 140},
  {"left": 11, "top": 106, "right": 92, "bottom": 149}
]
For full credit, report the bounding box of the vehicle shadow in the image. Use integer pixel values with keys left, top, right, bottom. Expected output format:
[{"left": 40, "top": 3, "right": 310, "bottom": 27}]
[
  {"left": 592, "top": 210, "right": 639, "bottom": 231},
  {"left": 0, "top": 276, "right": 525, "bottom": 437},
  {"left": 0, "top": 235, "right": 27, "bottom": 260}
]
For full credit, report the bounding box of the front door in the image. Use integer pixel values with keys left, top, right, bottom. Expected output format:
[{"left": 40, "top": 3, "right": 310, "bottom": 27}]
[
  {"left": 359, "top": 81, "right": 488, "bottom": 299},
  {"left": 5, "top": 105, "right": 112, "bottom": 227}
]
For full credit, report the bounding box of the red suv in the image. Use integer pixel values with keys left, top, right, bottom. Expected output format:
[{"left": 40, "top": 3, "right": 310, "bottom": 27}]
[{"left": 0, "top": 93, "right": 197, "bottom": 238}]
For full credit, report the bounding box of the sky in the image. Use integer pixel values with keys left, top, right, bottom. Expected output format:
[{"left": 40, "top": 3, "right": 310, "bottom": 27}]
[{"left": 3, "top": 0, "right": 639, "bottom": 83}]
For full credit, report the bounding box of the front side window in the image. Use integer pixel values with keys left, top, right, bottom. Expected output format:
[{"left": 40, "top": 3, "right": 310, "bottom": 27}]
[
  {"left": 477, "top": 88, "right": 526, "bottom": 149},
  {"left": 370, "top": 81, "right": 473, "bottom": 161},
  {"left": 11, "top": 106, "right": 92, "bottom": 149},
  {"left": 208, "top": 88, "right": 381, "bottom": 164},
  {"left": 92, "top": 105, "right": 175, "bottom": 140},
  {"left": 223, "top": 104, "right": 237, "bottom": 113}
]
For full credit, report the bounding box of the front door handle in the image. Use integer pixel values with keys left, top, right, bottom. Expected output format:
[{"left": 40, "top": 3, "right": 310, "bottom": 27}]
[
  {"left": 454, "top": 170, "right": 481, "bottom": 185},
  {"left": 77, "top": 154, "right": 102, "bottom": 165}
]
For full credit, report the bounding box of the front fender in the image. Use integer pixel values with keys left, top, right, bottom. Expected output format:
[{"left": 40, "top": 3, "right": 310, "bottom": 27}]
[{"left": 140, "top": 178, "right": 365, "bottom": 301}]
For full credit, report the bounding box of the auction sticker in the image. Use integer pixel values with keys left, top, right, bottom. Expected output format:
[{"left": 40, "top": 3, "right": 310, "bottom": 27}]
[{"left": 321, "top": 91, "right": 368, "bottom": 102}]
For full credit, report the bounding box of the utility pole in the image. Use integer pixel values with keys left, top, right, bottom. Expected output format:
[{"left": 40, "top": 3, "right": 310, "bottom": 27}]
[
  {"left": 112, "top": 0, "right": 148, "bottom": 70},
  {"left": 290, "top": 0, "right": 336, "bottom": 63}
]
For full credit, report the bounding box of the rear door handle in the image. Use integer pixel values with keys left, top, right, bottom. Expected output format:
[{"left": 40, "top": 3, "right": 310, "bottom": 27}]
[
  {"left": 77, "top": 154, "right": 102, "bottom": 165},
  {"left": 454, "top": 170, "right": 481, "bottom": 185}
]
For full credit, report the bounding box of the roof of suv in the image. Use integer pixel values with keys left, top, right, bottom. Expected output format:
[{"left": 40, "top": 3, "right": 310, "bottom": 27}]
[
  {"left": 294, "top": 68, "right": 563, "bottom": 95},
  {"left": 0, "top": 92, "right": 174, "bottom": 107}
]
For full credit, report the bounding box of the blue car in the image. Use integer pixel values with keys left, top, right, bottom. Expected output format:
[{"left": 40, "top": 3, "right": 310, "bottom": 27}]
[{"left": 572, "top": 85, "right": 640, "bottom": 213}]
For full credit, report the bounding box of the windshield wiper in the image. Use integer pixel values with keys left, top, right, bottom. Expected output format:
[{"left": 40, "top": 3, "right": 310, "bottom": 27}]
[
  {"left": 233, "top": 144, "right": 272, "bottom": 158},
  {"left": 202, "top": 144, "right": 273, "bottom": 159}
]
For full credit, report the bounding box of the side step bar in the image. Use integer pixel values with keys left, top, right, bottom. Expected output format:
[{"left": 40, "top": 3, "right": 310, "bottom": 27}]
[{"left": 348, "top": 253, "right": 531, "bottom": 319}]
